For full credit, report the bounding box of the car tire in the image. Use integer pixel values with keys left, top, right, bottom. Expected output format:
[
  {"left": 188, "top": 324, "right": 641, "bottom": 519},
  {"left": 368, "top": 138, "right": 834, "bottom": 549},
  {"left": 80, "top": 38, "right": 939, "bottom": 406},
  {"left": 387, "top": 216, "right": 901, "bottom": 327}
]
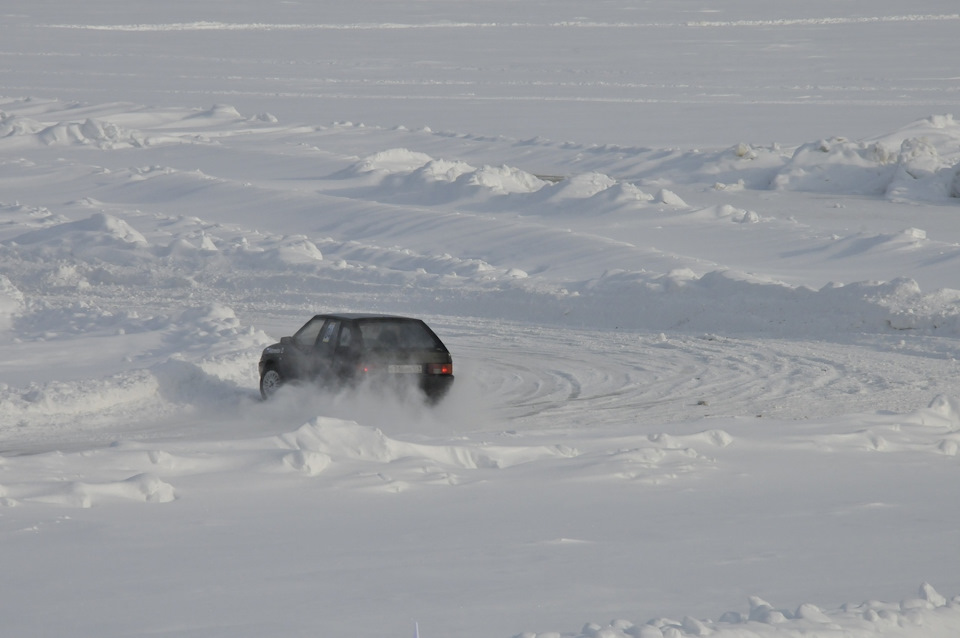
[{"left": 260, "top": 366, "right": 284, "bottom": 400}]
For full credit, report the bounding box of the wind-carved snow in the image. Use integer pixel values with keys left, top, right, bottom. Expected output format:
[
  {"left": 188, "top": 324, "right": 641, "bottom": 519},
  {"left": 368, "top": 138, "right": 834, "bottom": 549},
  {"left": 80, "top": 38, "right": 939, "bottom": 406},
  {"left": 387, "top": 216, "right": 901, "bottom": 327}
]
[
  {"left": 1, "top": 113, "right": 147, "bottom": 149},
  {"left": 771, "top": 116, "right": 960, "bottom": 202},
  {"left": 562, "top": 584, "right": 960, "bottom": 638},
  {"left": 277, "top": 419, "right": 580, "bottom": 488},
  {"left": 9, "top": 212, "right": 147, "bottom": 260}
]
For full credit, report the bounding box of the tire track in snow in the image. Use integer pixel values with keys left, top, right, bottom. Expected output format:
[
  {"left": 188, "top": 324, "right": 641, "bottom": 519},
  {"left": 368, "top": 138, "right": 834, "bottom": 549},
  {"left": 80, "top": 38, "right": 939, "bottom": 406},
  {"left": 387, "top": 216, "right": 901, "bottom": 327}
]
[{"left": 448, "top": 321, "right": 960, "bottom": 431}]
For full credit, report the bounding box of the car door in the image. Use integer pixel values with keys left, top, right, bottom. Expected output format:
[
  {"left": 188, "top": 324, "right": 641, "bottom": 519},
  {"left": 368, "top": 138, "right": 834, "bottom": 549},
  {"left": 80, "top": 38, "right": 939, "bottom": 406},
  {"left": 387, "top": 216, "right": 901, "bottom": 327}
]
[
  {"left": 331, "top": 322, "right": 361, "bottom": 380},
  {"left": 307, "top": 318, "right": 341, "bottom": 381},
  {"left": 283, "top": 316, "right": 337, "bottom": 381}
]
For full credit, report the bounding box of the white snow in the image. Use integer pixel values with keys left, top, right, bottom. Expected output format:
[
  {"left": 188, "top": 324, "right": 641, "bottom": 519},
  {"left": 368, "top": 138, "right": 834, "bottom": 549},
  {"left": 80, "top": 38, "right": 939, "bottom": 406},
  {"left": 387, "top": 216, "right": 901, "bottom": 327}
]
[{"left": 2, "top": 2, "right": 960, "bottom": 637}]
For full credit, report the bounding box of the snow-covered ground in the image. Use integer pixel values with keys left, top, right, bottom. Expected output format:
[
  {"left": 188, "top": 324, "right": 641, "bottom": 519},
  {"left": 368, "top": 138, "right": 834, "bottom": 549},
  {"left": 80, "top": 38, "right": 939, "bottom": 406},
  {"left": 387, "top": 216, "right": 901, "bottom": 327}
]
[{"left": 2, "top": 2, "right": 960, "bottom": 637}]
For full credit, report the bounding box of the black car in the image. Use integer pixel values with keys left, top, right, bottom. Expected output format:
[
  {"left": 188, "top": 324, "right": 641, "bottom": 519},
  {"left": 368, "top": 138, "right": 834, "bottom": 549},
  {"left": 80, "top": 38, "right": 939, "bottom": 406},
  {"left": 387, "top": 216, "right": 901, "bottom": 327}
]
[{"left": 258, "top": 313, "right": 454, "bottom": 401}]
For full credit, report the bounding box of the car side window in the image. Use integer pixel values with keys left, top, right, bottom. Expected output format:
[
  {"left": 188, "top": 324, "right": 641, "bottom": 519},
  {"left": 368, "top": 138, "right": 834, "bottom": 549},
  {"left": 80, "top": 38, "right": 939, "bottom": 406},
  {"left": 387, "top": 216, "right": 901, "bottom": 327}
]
[
  {"left": 338, "top": 325, "right": 355, "bottom": 349},
  {"left": 316, "top": 320, "right": 341, "bottom": 355},
  {"left": 319, "top": 320, "right": 339, "bottom": 344},
  {"left": 336, "top": 325, "right": 361, "bottom": 362},
  {"left": 358, "top": 319, "right": 442, "bottom": 350},
  {"left": 293, "top": 317, "right": 325, "bottom": 348}
]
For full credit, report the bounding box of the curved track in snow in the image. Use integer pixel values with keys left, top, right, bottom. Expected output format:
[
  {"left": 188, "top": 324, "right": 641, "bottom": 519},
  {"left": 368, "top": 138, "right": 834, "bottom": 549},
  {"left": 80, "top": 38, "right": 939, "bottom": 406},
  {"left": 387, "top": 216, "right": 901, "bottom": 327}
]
[
  {"left": 5, "top": 311, "right": 959, "bottom": 455},
  {"left": 447, "top": 320, "right": 960, "bottom": 432}
]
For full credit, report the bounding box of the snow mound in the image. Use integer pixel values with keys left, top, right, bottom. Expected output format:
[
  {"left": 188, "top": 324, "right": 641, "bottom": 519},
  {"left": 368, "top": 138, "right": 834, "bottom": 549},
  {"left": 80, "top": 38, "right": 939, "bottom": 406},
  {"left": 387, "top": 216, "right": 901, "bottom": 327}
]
[
  {"left": 158, "top": 303, "right": 269, "bottom": 354},
  {"left": 0, "top": 368, "right": 160, "bottom": 427},
  {"left": 6, "top": 212, "right": 150, "bottom": 265},
  {"left": 521, "top": 172, "right": 660, "bottom": 214},
  {"left": 233, "top": 234, "right": 324, "bottom": 268},
  {"left": 470, "top": 164, "right": 548, "bottom": 194},
  {"left": 12, "top": 211, "right": 147, "bottom": 247},
  {"left": 38, "top": 118, "right": 146, "bottom": 149},
  {"left": 28, "top": 473, "right": 175, "bottom": 508},
  {"left": 548, "top": 172, "right": 618, "bottom": 199},
  {"left": 806, "top": 411, "right": 960, "bottom": 457},
  {"left": 355, "top": 148, "right": 436, "bottom": 174},
  {"left": 340, "top": 148, "right": 548, "bottom": 205},
  {"left": 552, "top": 583, "right": 960, "bottom": 638},
  {"left": 0, "top": 112, "right": 147, "bottom": 149},
  {"left": 0, "top": 113, "right": 46, "bottom": 138},
  {"left": 0, "top": 416, "right": 582, "bottom": 504},
  {"left": 655, "top": 188, "right": 687, "bottom": 207},
  {"left": 925, "top": 394, "right": 960, "bottom": 427},
  {"left": 184, "top": 103, "right": 246, "bottom": 123},
  {"left": 2, "top": 203, "right": 326, "bottom": 283},
  {"left": 640, "top": 114, "right": 960, "bottom": 204},
  {"left": 348, "top": 151, "right": 669, "bottom": 216},
  {"left": 0, "top": 202, "right": 67, "bottom": 235},
  {"left": 0, "top": 302, "right": 265, "bottom": 433},
  {"left": 280, "top": 418, "right": 577, "bottom": 473},
  {"left": 772, "top": 115, "right": 960, "bottom": 202}
]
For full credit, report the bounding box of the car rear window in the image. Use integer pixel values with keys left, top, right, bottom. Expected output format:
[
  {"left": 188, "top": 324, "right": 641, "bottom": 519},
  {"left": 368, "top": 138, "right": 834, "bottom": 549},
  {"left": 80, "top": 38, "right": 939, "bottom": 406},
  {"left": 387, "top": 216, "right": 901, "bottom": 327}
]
[{"left": 358, "top": 319, "right": 444, "bottom": 351}]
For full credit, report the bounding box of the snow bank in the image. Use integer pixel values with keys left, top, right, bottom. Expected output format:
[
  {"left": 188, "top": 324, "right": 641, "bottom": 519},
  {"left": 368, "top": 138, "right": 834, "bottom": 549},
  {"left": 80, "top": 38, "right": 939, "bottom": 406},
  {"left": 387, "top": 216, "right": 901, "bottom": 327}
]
[
  {"left": 553, "top": 115, "right": 960, "bottom": 206},
  {"left": 553, "top": 584, "right": 960, "bottom": 638},
  {"left": 0, "top": 413, "right": 580, "bottom": 505},
  {"left": 0, "top": 112, "right": 146, "bottom": 149},
  {"left": 3, "top": 103, "right": 959, "bottom": 342},
  {"left": 334, "top": 147, "right": 548, "bottom": 205},
  {"left": 25, "top": 472, "right": 175, "bottom": 508},
  {"left": 335, "top": 148, "right": 670, "bottom": 214},
  {"left": 8, "top": 212, "right": 148, "bottom": 264},
  {"left": 770, "top": 115, "right": 960, "bottom": 202},
  {"left": 279, "top": 418, "right": 577, "bottom": 478}
]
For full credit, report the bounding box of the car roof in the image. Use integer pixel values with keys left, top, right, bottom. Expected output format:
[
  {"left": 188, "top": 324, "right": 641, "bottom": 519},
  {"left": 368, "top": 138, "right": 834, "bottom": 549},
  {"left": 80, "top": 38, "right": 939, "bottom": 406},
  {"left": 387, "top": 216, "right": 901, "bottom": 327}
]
[{"left": 316, "top": 312, "right": 420, "bottom": 322}]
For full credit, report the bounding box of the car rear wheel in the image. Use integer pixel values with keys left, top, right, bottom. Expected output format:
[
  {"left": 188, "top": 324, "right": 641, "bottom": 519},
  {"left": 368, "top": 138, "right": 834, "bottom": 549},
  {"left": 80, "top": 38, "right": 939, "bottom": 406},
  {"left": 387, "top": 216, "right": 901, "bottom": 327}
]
[{"left": 260, "top": 367, "right": 283, "bottom": 400}]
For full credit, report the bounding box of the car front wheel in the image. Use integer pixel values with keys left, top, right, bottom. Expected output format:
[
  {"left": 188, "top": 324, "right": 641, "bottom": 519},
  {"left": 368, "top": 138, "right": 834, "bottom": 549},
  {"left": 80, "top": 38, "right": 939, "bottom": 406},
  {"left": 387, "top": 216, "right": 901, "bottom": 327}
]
[{"left": 260, "top": 367, "right": 284, "bottom": 400}]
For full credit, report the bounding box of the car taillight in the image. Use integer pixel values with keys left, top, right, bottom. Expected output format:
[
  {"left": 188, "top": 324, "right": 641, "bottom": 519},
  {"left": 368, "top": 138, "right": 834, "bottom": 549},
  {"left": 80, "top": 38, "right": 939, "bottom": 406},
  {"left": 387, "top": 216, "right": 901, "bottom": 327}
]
[{"left": 426, "top": 363, "right": 453, "bottom": 375}]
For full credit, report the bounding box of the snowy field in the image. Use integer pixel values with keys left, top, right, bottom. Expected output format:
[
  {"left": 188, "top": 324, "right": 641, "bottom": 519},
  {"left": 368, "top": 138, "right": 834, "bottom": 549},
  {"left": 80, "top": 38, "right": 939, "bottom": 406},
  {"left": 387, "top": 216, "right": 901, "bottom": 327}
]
[{"left": 2, "top": 2, "right": 960, "bottom": 637}]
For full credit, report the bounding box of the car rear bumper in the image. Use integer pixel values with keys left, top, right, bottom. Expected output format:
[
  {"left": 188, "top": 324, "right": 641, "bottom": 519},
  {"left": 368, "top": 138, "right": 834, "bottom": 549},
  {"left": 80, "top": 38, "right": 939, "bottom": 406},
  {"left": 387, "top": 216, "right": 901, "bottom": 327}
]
[{"left": 420, "top": 374, "right": 454, "bottom": 401}]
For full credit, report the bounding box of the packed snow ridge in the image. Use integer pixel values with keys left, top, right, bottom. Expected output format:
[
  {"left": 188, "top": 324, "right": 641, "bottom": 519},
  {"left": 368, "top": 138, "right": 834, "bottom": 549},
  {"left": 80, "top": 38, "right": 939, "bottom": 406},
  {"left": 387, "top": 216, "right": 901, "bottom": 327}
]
[
  {"left": 549, "top": 582, "right": 960, "bottom": 638},
  {"left": 3, "top": 102, "right": 959, "bottom": 338}
]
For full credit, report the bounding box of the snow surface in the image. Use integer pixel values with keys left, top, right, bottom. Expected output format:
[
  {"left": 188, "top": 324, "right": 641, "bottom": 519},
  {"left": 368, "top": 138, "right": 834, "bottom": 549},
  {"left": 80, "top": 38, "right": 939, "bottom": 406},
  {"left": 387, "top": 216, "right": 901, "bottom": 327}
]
[{"left": 2, "top": 2, "right": 960, "bottom": 637}]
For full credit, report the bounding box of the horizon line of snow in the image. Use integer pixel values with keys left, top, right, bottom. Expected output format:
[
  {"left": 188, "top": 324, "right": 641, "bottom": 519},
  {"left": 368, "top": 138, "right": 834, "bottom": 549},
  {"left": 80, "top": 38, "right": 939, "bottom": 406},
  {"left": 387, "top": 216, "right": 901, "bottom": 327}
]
[
  {"left": 46, "top": 14, "right": 960, "bottom": 32},
  {"left": 8, "top": 86, "right": 939, "bottom": 110}
]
